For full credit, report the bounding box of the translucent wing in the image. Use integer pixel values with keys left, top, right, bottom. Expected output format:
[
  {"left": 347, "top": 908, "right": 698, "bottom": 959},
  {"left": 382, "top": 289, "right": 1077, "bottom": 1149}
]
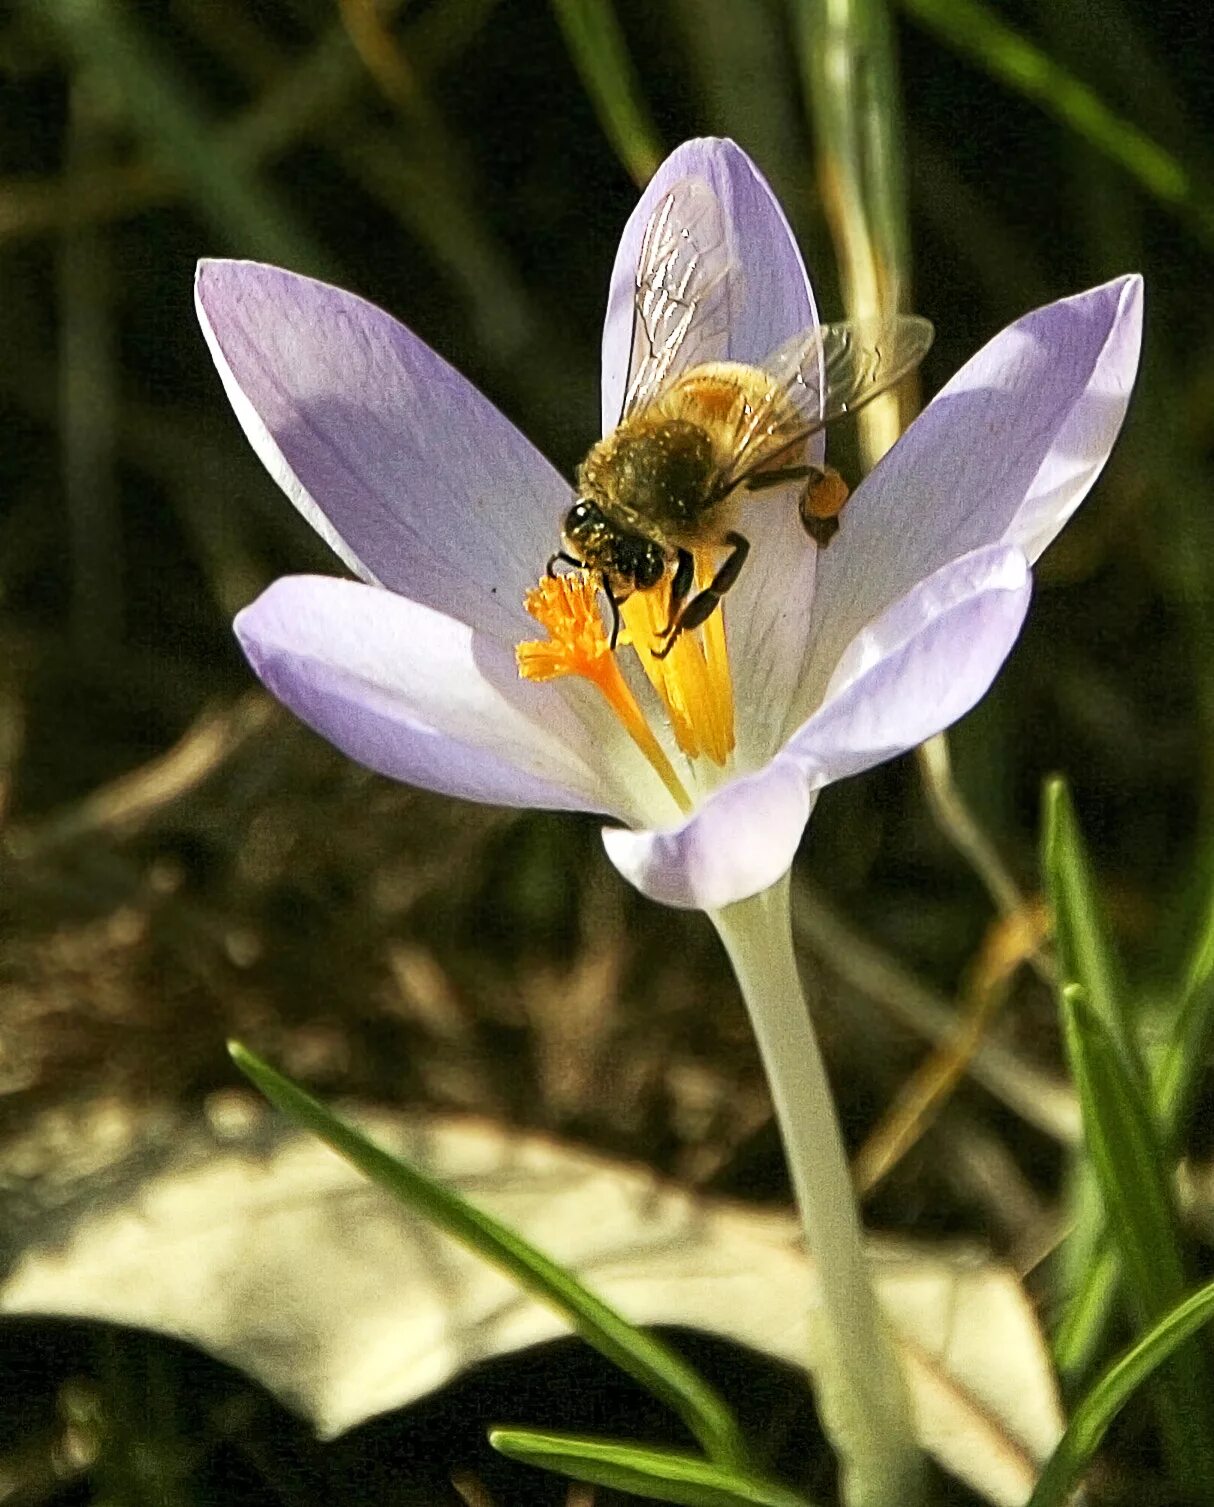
[
  {"left": 620, "top": 177, "right": 735, "bottom": 423},
  {"left": 715, "top": 314, "right": 935, "bottom": 490}
]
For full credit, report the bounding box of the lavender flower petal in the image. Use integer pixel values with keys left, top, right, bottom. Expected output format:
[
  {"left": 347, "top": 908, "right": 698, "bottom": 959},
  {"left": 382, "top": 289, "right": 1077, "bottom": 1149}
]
[
  {"left": 604, "top": 138, "right": 826, "bottom": 755},
  {"left": 603, "top": 763, "right": 815, "bottom": 912},
  {"left": 235, "top": 575, "right": 661, "bottom": 818},
  {"left": 793, "top": 276, "right": 1141, "bottom": 733},
  {"left": 196, "top": 260, "right": 570, "bottom": 643},
  {"left": 602, "top": 136, "right": 818, "bottom": 433},
  {"left": 603, "top": 545, "right": 1030, "bottom": 909},
  {"left": 786, "top": 545, "right": 1031, "bottom": 781}
]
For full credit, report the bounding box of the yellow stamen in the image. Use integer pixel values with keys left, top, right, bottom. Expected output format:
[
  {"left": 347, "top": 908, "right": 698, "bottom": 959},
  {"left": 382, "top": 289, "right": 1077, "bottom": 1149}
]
[
  {"left": 619, "top": 553, "right": 735, "bottom": 766},
  {"left": 516, "top": 573, "right": 693, "bottom": 814}
]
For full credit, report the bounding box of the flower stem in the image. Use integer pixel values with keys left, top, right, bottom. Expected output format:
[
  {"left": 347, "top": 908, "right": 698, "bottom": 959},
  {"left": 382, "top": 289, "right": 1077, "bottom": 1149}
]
[{"left": 709, "top": 874, "right": 924, "bottom": 1507}]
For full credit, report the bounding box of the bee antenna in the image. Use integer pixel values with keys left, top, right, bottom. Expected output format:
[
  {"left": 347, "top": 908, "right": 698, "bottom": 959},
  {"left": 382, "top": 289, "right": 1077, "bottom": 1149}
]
[{"left": 547, "top": 551, "right": 581, "bottom": 578}]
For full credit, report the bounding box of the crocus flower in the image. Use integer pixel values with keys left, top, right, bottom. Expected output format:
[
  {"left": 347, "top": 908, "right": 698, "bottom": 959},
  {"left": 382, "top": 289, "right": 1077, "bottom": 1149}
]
[
  {"left": 197, "top": 138, "right": 1142, "bottom": 1505},
  {"left": 196, "top": 139, "right": 1141, "bottom": 915}
]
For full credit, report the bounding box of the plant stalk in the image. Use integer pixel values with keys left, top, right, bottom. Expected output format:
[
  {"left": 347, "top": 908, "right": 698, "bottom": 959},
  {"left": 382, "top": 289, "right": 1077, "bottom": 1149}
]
[{"left": 709, "top": 874, "right": 924, "bottom": 1507}]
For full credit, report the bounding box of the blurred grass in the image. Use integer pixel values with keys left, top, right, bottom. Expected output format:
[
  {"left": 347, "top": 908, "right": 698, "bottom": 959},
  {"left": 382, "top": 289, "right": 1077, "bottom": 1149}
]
[
  {"left": 27, "top": 0, "right": 332, "bottom": 275},
  {"left": 1061, "top": 987, "right": 1214, "bottom": 1493},
  {"left": 1, "top": 0, "right": 1213, "bottom": 1500},
  {"left": 58, "top": 79, "right": 121, "bottom": 651},
  {"left": 550, "top": 0, "right": 662, "bottom": 187},
  {"left": 899, "top": 0, "right": 1214, "bottom": 248},
  {"left": 793, "top": 0, "right": 912, "bottom": 462}
]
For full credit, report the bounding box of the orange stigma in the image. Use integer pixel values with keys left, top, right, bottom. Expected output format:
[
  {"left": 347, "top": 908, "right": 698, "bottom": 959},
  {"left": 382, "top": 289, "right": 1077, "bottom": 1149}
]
[
  {"left": 516, "top": 572, "right": 692, "bottom": 813},
  {"left": 516, "top": 557, "right": 737, "bottom": 802}
]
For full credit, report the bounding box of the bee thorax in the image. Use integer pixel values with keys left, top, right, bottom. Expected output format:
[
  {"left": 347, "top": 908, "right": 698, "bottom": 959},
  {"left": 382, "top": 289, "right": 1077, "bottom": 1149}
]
[{"left": 578, "top": 417, "right": 715, "bottom": 537}]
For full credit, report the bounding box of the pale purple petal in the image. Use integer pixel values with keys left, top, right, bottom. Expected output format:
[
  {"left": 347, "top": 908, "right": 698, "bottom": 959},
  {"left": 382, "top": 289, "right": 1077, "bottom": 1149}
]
[
  {"left": 602, "top": 137, "right": 819, "bottom": 433},
  {"left": 603, "top": 764, "right": 814, "bottom": 912},
  {"left": 602, "top": 139, "right": 825, "bottom": 752},
  {"left": 784, "top": 545, "right": 1031, "bottom": 783},
  {"left": 795, "top": 276, "right": 1141, "bottom": 729},
  {"left": 234, "top": 575, "right": 670, "bottom": 820},
  {"left": 603, "top": 545, "right": 1029, "bottom": 909},
  {"left": 196, "top": 260, "right": 571, "bottom": 643},
  {"left": 1006, "top": 277, "right": 1143, "bottom": 559}
]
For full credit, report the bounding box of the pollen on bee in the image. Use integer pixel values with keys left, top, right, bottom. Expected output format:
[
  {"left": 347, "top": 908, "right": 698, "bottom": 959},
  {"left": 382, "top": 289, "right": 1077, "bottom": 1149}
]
[{"left": 802, "top": 465, "right": 850, "bottom": 521}]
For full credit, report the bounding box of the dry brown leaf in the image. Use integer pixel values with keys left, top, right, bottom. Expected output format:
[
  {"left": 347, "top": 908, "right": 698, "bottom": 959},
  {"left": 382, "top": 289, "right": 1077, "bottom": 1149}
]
[{"left": 1, "top": 1110, "right": 1061, "bottom": 1504}]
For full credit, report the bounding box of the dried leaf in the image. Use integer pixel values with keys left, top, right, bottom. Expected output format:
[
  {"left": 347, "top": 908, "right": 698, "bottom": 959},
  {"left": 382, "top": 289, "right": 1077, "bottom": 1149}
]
[{"left": 1, "top": 1111, "right": 1061, "bottom": 1504}]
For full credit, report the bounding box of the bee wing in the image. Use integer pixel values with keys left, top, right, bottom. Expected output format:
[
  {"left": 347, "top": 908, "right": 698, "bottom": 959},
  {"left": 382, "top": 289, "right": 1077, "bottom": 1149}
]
[
  {"left": 620, "top": 177, "right": 735, "bottom": 423},
  {"left": 719, "top": 314, "right": 935, "bottom": 488}
]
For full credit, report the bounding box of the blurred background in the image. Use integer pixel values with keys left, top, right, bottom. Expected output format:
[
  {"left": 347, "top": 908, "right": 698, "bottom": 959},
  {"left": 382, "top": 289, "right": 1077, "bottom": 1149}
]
[{"left": 0, "top": 0, "right": 1212, "bottom": 1502}]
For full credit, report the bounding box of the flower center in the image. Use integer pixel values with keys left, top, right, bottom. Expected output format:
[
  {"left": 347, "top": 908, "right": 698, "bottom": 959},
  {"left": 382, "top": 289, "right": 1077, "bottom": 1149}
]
[
  {"left": 515, "top": 561, "right": 736, "bottom": 807},
  {"left": 618, "top": 554, "right": 735, "bottom": 766}
]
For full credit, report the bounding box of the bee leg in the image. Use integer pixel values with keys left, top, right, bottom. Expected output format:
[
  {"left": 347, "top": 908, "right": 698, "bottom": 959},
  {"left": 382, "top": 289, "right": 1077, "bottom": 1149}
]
[
  {"left": 602, "top": 577, "right": 622, "bottom": 650},
  {"left": 547, "top": 550, "right": 582, "bottom": 578},
  {"left": 658, "top": 548, "right": 696, "bottom": 639},
  {"left": 745, "top": 463, "right": 818, "bottom": 494},
  {"left": 802, "top": 513, "right": 840, "bottom": 547},
  {"left": 653, "top": 532, "right": 749, "bottom": 660}
]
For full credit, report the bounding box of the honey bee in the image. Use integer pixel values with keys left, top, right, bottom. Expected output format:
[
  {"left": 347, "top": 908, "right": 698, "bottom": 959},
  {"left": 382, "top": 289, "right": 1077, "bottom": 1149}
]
[{"left": 552, "top": 178, "right": 934, "bottom": 655}]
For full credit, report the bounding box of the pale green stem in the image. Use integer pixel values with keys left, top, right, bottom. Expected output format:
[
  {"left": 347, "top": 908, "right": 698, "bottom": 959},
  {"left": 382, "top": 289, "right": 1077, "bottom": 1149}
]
[{"left": 709, "top": 873, "right": 924, "bottom": 1507}]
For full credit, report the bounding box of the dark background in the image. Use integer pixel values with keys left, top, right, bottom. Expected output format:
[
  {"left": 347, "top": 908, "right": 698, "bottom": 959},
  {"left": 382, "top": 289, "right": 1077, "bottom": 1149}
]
[{"left": 1, "top": 0, "right": 1212, "bottom": 1502}]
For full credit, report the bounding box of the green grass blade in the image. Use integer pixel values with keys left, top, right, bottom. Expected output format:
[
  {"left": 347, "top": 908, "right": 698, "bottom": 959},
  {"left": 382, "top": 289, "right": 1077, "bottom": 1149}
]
[
  {"left": 1050, "top": 1236, "right": 1117, "bottom": 1385},
  {"left": 897, "top": 0, "right": 1214, "bottom": 248},
  {"left": 1044, "top": 780, "right": 1214, "bottom": 1392},
  {"left": 1156, "top": 886, "right": 1214, "bottom": 1132},
  {"left": 489, "top": 1430, "right": 815, "bottom": 1507},
  {"left": 1044, "top": 776, "right": 1137, "bottom": 1381},
  {"left": 1030, "top": 1279, "right": 1214, "bottom": 1507},
  {"left": 1055, "top": 876, "right": 1214, "bottom": 1387},
  {"left": 228, "top": 1042, "right": 750, "bottom": 1471},
  {"left": 1059, "top": 989, "right": 1214, "bottom": 1491},
  {"left": 1042, "top": 777, "right": 1134, "bottom": 1063},
  {"left": 549, "top": 0, "right": 661, "bottom": 186}
]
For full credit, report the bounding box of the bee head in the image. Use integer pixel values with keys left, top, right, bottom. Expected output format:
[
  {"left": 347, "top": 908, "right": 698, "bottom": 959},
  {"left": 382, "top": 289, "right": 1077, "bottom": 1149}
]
[
  {"left": 561, "top": 498, "right": 605, "bottom": 552},
  {"left": 561, "top": 500, "right": 666, "bottom": 594},
  {"left": 620, "top": 536, "right": 666, "bottom": 591}
]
